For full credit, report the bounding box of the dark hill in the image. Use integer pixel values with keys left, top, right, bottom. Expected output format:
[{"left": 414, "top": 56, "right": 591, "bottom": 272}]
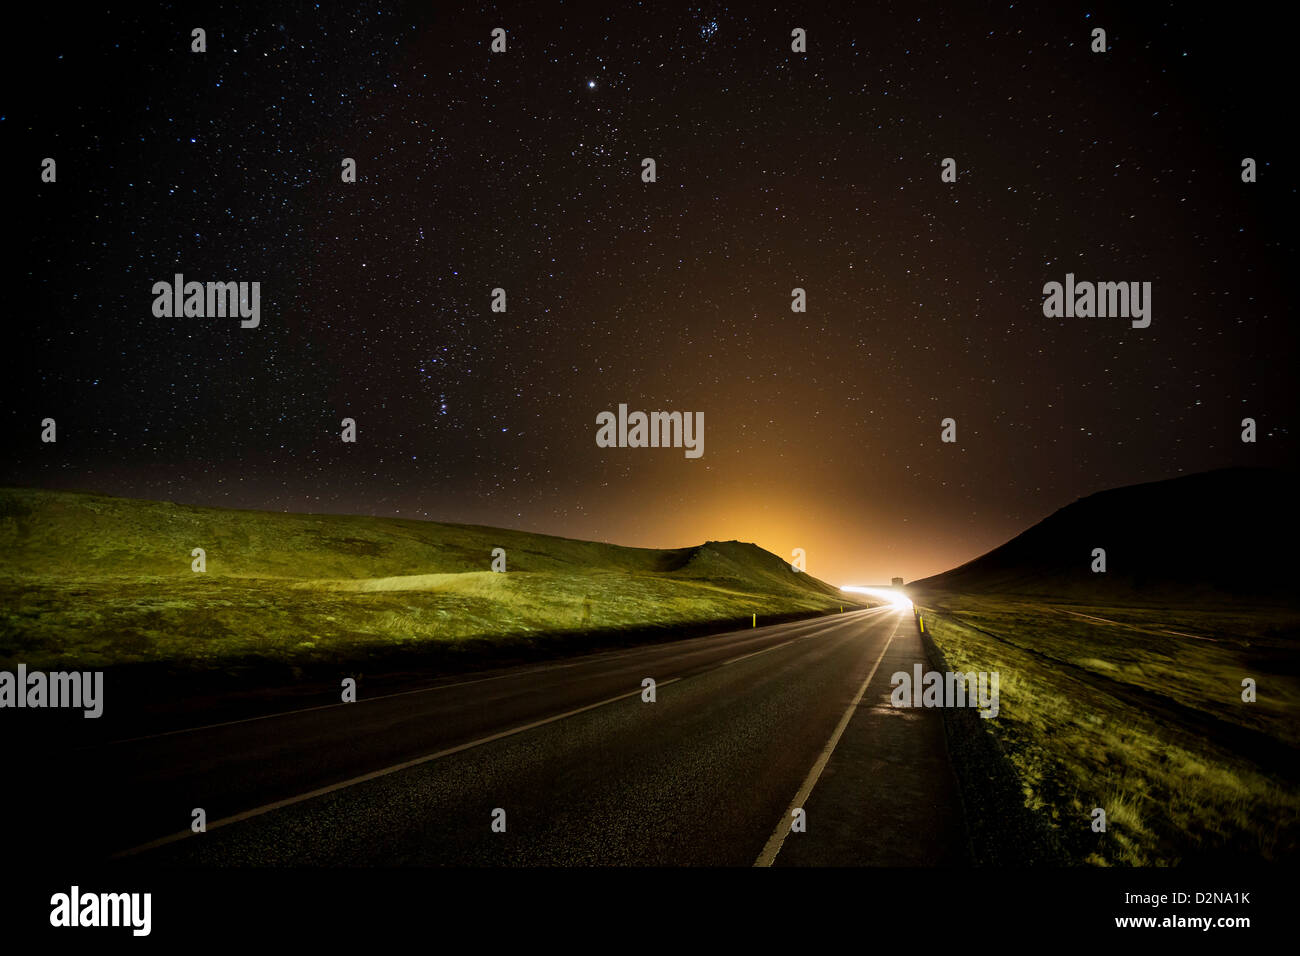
[{"left": 910, "top": 468, "right": 1299, "bottom": 603}]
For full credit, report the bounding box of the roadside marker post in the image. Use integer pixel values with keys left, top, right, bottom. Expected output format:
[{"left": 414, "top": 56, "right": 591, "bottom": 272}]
[{"left": 752, "top": 613, "right": 756, "bottom": 628}]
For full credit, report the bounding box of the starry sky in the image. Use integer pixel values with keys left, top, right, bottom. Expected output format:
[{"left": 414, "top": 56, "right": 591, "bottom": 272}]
[{"left": 5, "top": 2, "right": 1295, "bottom": 585}]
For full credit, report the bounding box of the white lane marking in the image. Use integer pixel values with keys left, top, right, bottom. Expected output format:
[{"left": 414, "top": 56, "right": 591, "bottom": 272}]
[
  {"left": 720, "top": 607, "right": 892, "bottom": 667},
  {"left": 753, "top": 611, "right": 903, "bottom": 867},
  {"left": 112, "top": 676, "right": 684, "bottom": 859},
  {"left": 113, "top": 606, "right": 890, "bottom": 858},
  {"left": 100, "top": 610, "right": 880, "bottom": 747},
  {"left": 722, "top": 640, "right": 796, "bottom": 666},
  {"left": 111, "top": 609, "right": 885, "bottom": 857},
  {"left": 97, "top": 657, "right": 627, "bottom": 747}
]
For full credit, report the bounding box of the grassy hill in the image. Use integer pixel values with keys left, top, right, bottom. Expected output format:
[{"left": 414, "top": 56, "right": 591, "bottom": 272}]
[
  {"left": 910, "top": 467, "right": 1299, "bottom": 603},
  {"left": 0, "top": 487, "right": 856, "bottom": 675}
]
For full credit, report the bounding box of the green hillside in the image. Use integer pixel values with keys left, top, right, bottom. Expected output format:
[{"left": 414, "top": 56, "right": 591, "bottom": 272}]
[{"left": 0, "top": 487, "right": 856, "bottom": 673}]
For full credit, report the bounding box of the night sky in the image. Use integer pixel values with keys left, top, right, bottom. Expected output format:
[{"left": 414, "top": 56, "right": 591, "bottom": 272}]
[{"left": 5, "top": 2, "right": 1295, "bottom": 586}]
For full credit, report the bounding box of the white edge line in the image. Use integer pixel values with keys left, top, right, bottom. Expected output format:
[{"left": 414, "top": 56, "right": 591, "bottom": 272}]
[
  {"left": 721, "top": 640, "right": 795, "bottom": 666},
  {"left": 112, "top": 676, "right": 682, "bottom": 859},
  {"left": 110, "top": 621, "right": 839, "bottom": 857},
  {"left": 753, "top": 613, "right": 902, "bottom": 867},
  {"left": 101, "top": 608, "right": 884, "bottom": 747},
  {"left": 112, "top": 607, "right": 891, "bottom": 858},
  {"left": 98, "top": 655, "right": 648, "bottom": 747}
]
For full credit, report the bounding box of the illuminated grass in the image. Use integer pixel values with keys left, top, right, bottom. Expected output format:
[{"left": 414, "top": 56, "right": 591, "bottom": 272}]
[
  {"left": 918, "top": 594, "right": 1300, "bottom": 865},
  {"left": 0, "top": 488, "right": 855, "bottom": 672}
]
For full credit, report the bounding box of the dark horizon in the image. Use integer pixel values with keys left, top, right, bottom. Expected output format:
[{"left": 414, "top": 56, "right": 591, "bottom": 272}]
[{"left": 3, "top": 462, "right": 1292, "bottom": 588}]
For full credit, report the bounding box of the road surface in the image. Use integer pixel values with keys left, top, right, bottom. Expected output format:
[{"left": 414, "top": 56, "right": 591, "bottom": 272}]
[{"left": 26, "top": 606, "right": 970, "bottom": 866}]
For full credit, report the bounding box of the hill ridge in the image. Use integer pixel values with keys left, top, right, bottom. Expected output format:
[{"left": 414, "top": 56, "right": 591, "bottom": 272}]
[{"left": 910, "top": 467, "right": 1299, "bottom": 603}]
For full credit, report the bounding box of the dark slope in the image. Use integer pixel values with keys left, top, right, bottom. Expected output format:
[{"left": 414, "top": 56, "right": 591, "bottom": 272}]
[{"left": 910, "top": 468, "right": 1299, "bottom": 603}]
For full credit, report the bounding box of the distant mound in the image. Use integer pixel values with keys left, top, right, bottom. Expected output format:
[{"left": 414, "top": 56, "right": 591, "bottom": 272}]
[
  {"left": 676, "top": 539, "right": 842, "bottom": 597},
  {"left": 910, "top": 468, "right": 1300, "bottom": 604}
]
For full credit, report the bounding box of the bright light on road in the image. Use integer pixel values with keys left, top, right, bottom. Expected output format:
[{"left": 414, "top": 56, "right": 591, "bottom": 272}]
[{"left": 841, "top": 585, "right": 914, "bottom": 611}]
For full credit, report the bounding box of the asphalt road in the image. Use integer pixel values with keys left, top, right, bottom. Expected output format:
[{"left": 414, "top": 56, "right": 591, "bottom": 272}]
[{"left": 28, "top": 606, "right": 970, "bottom": 865}]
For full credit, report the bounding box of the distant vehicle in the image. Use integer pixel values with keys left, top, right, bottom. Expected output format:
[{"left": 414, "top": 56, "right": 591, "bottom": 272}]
[{"left": 891, "top": 577, "right": 904, "bottom": 587}]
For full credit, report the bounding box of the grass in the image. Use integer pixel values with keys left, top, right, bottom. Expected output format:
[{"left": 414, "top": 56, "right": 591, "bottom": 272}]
[
  {"left": 915, "top": 592, "right": 1300, "bottom": 865},
  {"left": 0, "top": 487, "right": 861, "bottom": 675}
]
